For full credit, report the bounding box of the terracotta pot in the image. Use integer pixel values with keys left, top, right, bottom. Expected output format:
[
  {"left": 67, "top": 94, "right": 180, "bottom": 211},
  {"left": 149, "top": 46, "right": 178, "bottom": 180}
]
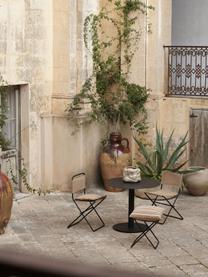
[
  {"left": 100, "top": 132, "right": 131, "bottom": 192},
  {"left": 0, "top": 171, "right": 13, "bottom": 234},
  {"left": 183, "top": 167, "right": 208, "bottom": 196}
]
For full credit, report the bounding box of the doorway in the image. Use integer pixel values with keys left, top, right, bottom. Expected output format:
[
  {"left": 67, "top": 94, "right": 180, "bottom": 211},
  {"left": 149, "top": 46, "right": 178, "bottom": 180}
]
[
  {"left": 1, "top": 86, "right": 21, "bottom": 192},
  {"left": 189, "top": 109, "right": 208, "bottom": 167}
]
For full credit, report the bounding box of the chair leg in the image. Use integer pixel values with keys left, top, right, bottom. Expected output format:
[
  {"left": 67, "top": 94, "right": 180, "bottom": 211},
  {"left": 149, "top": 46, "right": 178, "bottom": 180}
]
[
  {"left": 145, "top": 193, "right": 183, "bottom": 225},
  {"left": 67, "top": 197, "right": 106, "bottom": 232},
  {"left": 131, "top": 221, "right": 160, "bottom": 249},
  {"left": 158, "top": 197, "right": 183, "bottom": 225},
  {"left": 88, "top": 200, "right": 105, "bottom": 231},
  {"left": 67, "top": 206, "right": 93, "bottom": 229},
  {"left": 145, "top": 193, "right": 159, "bottom": 206}
]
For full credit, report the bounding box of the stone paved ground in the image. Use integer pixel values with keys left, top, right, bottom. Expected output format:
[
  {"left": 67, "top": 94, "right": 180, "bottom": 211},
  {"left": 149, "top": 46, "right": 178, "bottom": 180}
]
[{"left": 0, "top": 189, "right": 208, "bottom": 276}]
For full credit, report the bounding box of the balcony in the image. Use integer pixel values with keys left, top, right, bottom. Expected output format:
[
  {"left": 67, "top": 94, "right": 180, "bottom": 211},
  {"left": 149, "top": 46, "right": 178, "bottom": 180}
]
[{"left": 164, "top": 46, "right": 208, "bottom": 97}]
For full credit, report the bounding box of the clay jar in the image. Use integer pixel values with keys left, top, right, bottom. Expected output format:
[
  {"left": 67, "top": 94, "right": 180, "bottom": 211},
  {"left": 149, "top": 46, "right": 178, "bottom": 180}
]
[
  {"left": 100, "top": 132, "right": 131, "bottom": 192},
  {"left": 108, "top": 132, "right": 130, "bottom": 156},
  {"left": 183, "top": 167, "right": 208, "bottom": 196},
  {"left": 0, "top": 171, "right": 13, "bottom": 234}
]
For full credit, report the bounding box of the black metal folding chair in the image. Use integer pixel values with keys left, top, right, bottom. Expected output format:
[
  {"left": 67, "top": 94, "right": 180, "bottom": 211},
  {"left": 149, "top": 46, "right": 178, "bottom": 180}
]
[
  {"left": 144, "top": 171, "right": 183, "bottom": 224},
  {"left": 67, "top": 173, "right": 107, "bottom": 232},
  {"left": 130, "top": 206, "right": 165, "bottom": 249}
]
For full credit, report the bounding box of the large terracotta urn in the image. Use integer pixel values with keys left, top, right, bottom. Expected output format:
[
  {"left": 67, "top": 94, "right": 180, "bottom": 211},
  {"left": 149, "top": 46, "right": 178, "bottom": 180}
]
[
  {"left": 183, "top": 167, "right": 208, "bottom": 196},
  {"left": 0, "top": 170, "right": 13, "bottom": 234},
  {"left": 100, "top": 132, "right": 131, "bottom": 192}
]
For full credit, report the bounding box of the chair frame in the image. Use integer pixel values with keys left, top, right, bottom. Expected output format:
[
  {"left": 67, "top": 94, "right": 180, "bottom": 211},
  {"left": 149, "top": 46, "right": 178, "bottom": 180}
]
[
  {"left": 67, "top": 173, "right": 106, "bottom": 232},
  {"left": 145, "top": 171, "right": 183, "bottom": 224},
  {"left": 131, "top": 220, "right": 160, "bottom": 249}
]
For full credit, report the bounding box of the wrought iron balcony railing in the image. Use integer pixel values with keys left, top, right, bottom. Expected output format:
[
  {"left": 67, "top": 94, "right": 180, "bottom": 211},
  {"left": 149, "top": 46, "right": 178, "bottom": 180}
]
[{"left": 164, "top": 46, "right": 208, "bottom": 97}]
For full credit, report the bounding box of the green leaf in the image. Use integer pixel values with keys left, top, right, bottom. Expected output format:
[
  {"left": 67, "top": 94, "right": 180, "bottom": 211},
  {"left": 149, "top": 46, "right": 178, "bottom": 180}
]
[
  {"left": 156, "top": 126, "right": 164, "bottom": 153},
  {"left": 134, "top": 137, "right": 154, "bottom": 171},
  {"left": 174, "top": 160, "right": 188, "bottom": 171},
  {"left": 163, "top": 129, "right": 174, "bottom": 161},
  {"left": 137, "top": 162, "right": 154, "bottom": 175},
  {"left": 165, "top": 149, "right": 186, "bottom": 170},
  {"left": 156, "top": 150, "right": 163, "bottom": 177},
  {"left": 166, "top": 132, "right": 188, "bottom": 169},
  {"left": 134, "top": 129, "right": 189, "bottom": 181}
]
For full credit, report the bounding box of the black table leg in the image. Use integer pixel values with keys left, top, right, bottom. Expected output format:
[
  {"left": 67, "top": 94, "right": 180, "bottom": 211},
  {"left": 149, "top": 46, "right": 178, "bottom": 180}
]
[
  {"left": 128, "top": 189, "right": 135, "bottom": 229},
  {"left": 113, "top": 189, "right": 146, "bottom": 233}
]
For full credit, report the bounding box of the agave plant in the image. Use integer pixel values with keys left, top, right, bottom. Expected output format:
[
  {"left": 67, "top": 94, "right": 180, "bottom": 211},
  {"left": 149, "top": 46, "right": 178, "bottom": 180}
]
[{"left": 134, "top": 128, "right": 196, "bottom": 180}]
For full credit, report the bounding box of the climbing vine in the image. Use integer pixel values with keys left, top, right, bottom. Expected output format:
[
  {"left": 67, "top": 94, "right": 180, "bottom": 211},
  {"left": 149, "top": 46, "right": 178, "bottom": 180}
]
[
  {"left": 68, "top": 0, "right": 154, "bottom": 133},
  {"left": 6, "top": 157, "right": 49, "bottom": 195}
]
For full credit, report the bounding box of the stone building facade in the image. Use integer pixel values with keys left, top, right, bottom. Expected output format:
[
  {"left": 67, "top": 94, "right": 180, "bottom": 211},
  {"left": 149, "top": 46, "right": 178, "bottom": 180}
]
[
  {"left": 0, "top": 0, "right": 207, "bottom": 192},
  {"left": 0, "top": 0, "right": 101, "bottom": 192}
]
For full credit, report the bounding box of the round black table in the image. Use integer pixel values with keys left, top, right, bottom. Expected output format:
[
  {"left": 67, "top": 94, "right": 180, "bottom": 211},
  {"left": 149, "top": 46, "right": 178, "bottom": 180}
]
[{"left": 109, "top": 177, "right": 160, "bottom": 233}]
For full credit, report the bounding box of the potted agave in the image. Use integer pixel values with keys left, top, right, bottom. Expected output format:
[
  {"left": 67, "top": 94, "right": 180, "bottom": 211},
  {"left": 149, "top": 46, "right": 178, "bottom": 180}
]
[{"left": 134, "top": 128, "right": 200, "bottom": 198}]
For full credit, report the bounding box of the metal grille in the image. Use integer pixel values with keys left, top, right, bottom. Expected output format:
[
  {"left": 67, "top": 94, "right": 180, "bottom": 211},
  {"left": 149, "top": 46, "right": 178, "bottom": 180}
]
[{"left": 164, "top": 46, "right": 208, "bottom": 97}]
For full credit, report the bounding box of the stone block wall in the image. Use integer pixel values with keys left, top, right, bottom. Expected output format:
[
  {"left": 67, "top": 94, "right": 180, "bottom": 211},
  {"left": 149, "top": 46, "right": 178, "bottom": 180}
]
[{"left": 0, "top": 0, "right": 53, "bottom": 190}]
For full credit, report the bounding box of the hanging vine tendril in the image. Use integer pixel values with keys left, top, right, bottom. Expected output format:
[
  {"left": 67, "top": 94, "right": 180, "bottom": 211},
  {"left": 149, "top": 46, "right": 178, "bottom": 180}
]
[{"left": 68, "top": 0, "right": 154, "bottom": 134}]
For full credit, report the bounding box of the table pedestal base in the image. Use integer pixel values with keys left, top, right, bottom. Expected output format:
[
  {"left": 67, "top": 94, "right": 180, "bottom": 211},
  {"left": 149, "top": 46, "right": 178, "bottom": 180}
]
[{"left": 113, "top": 223, "right": 146, "bottom": 233}]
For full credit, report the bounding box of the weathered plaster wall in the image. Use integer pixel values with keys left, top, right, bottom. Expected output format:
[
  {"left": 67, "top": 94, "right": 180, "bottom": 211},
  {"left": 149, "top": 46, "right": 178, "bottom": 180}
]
[
  {"left": 129, "top": 0, "right": 199, "bottom": 164},
  {"left": 41, "top": 0, "right": 102, "bottom": 191},
  {"left": 127, "top": 0, "right": 172, "bottom": 157},
  {"left": 146, "top": 0, "right": 172, "bottom": 140},
  {"left": 0, "top": 0, "right": 102, "bottom": 192},
  {"left": 0, "top": 0, "right": 53, "bottom": 190}
]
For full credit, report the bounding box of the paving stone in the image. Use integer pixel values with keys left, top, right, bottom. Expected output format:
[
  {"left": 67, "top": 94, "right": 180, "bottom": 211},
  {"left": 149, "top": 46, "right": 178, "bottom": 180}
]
[
  {"left": 158, "top": 245, "right": 188, "bottom": 257},
  {"left": 180, "top": 264, "right": 208, "bottom": 276},
  {"left": 182, "top": 246, "right": 208, "bottom": 259},
  {"left": 111, "top": 262, "right": 153, "bottom": 275},
  {"left": 71, "top": 249, "right": 110, "bottom": 266},
  {"left": 139, "top": 256, "right": 172, "bottom": 267},
  {"left": 10, "top": 222, "right": 28, "bottom": 234},
  {"left": 198, "top": 258, "right": 208, "bottom": 268},
  {"left": 0, "top": 191, "right": 207, "bottom": 276},
  {"left": 99, "top": 247, "right": 136, "bottom": 264},
  {"left": 168, "top": 254, "right": 199, "bottom": 266},
  {"left": 149, "top": 264, "right": 189, "bottom": 276}
]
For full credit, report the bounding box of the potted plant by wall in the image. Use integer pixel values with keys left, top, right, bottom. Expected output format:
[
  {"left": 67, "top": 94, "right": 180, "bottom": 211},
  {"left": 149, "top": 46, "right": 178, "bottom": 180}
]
[
  {"left": 68, "top": 0, "right": 154, "bottom": 191},
  {"left": 134, "top": 128, "right": 201, "bottom": 197},
  {"left": 183, "top": 167, "right": 208, "bottom": 196}
]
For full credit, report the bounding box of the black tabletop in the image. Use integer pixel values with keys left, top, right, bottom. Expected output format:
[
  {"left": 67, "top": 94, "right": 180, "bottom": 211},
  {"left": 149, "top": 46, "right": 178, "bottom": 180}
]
[{"left": 109, "top": 177, "right": 160, "bottom": 190}]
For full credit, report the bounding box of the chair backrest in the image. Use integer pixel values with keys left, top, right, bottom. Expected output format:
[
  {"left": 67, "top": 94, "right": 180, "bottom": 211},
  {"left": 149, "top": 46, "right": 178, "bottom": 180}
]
[
  {"left": 161, "top": 171, "right": 183, "bottom": 192},
  {"left": 71, "top": 173, "right": 86, "bottom": 194}
]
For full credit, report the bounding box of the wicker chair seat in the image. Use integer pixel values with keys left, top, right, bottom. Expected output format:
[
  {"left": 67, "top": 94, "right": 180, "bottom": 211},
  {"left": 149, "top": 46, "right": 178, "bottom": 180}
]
[
  {"left": 130, "top": 205, "right": 165, "bottom": 222},
  {"left": 75, "top": 193, "right": 106, "bottom": 201},
  {"left": 135, "top": 187, "right": 160, "bottom": 199},
  {"left": 147, "top": 189, "right": 178, "bottom": 199}
]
